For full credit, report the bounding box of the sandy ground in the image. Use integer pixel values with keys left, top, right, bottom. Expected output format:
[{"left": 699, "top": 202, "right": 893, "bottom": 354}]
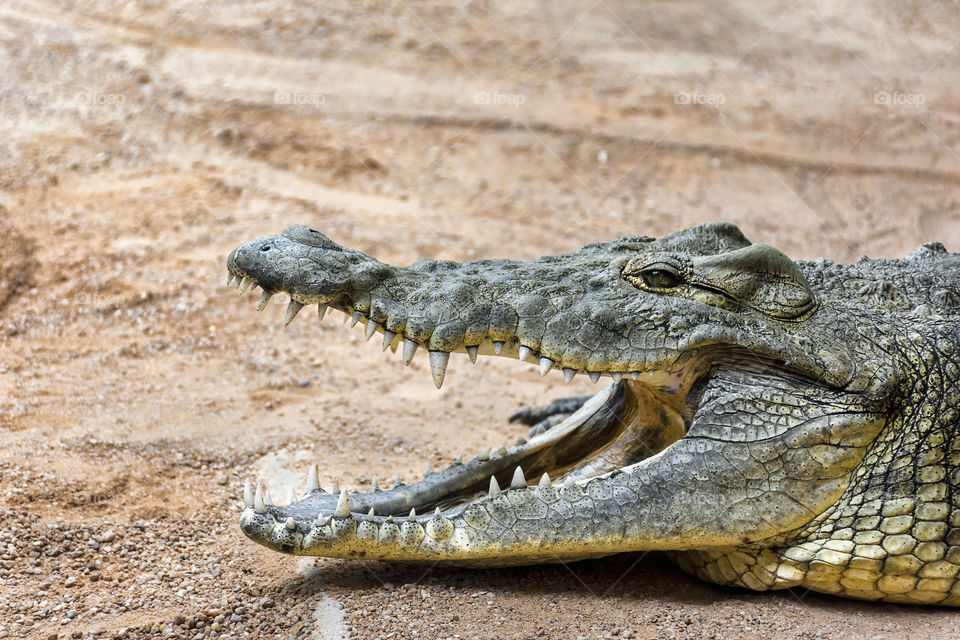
[{"left": 1, "top": 0, "right": 960, "bottom": 638}]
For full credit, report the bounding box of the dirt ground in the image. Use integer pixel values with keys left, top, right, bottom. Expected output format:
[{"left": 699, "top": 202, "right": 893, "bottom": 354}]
[{"left": 2, "top": 0, "right": 960, "bottom": 638}]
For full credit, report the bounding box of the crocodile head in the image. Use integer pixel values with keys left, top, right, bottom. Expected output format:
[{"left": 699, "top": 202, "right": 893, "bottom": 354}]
[{"left": 226, "top": 222, "right": 901, "bottom": 566}]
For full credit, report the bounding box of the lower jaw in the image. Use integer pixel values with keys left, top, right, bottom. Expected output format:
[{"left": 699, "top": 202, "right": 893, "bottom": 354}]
[
  {"left": 238, "top": 374, "right": 705, "bottom": 563},
  {"left": 245, "top": 377, "right": 689, "bottom": 527},
  {"left": 239, "top": 503, "right": 639, "bottom": 565}
]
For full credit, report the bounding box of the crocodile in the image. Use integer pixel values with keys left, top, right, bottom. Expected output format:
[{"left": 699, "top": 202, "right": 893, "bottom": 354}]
[{"left": 226, "top": 222, "right": 960, "bottom": 605}]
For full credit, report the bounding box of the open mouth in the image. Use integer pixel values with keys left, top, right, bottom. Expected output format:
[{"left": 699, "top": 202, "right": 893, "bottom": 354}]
[
  {"left": 226, "top": 268, "right": 711, "bottom": 529},
  {"left": 216, "top": 219, "right": 953, "bottom": 603},
  {"left": 226, "top": 225, "right": 891, "bottom": 566}
]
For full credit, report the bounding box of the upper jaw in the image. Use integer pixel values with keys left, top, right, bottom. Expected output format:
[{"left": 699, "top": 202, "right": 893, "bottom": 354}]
[
  {"left": 227, "top": 226, "right": 873, "bottom": 399},
  {"left": 225, "top": 229, "right": 685, "bottom": 389}
]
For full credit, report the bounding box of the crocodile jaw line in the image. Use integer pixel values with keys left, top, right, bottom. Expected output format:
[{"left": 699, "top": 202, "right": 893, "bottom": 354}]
[{"left": 227, "top": 266, "right": 712, "bottom": 557}]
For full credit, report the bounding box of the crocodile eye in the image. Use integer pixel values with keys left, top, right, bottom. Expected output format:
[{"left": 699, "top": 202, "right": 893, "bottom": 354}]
[
  {"left": 622, "top": 257, "right": 686, "bottom": 292},
  {"left": 641, "top": 268, "right": 681, "bottom": 289}
]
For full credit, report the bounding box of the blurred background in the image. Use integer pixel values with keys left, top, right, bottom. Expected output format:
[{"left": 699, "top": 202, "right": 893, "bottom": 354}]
[
  {"left": 3, "top": 0, "right": 959, "bottom": 261},
  {"left": 1, "top": 2, "right": 959, "bottom": 639}
]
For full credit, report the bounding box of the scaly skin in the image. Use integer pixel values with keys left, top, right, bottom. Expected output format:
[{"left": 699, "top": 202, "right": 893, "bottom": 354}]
[{"left": 226, "top": 222, "right": 960, "bottom": 605}]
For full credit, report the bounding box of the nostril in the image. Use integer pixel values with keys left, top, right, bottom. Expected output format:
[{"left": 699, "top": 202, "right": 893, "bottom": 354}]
[{"left": 260, "top": 245, "right": 271, "bottom": 252}]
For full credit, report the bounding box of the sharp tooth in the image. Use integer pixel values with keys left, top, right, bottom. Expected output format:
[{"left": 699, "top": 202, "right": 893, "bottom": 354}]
[
  {"left": 589, "top": 371, "right": 601, "bottom": 384},
  {"left": 239, "top": 277, "right": 254, "bottom": 294},
  {"left": 332, "top": 478, "right": 340, "bottom": 494},
  {"left": 235, "top": 276, "right": 243, "bottom": 290},
  {"left": 382, "top": 330, "right": 396, "bottom": 351},
  {"left": 351, "top": 311, "right": 362, "bottom": 327},
  {"left": 365, "top": 321, "right": 380, "bottom": 341},
  {"left": 488, "top": 475, "right": 501, "bottom": 498},
  {"left": 434, "top": 507, "right": 442, "bottom": 518},
  {"left": 243, "top": 479, "right": 254, "bottom": 507},
  {"left": 424, "top": 461, "right": 434, "bottom": 476},
  {"left": 533, "top": 424, "right": 546, "bottom": 436},
  {"left": 306, "top": 465, "right": 320, "bottom": 493},
  {"left": 254, "top": 483, "right": 267, "bottom": 514},
  {"left": 539, "top": 357, "right": 553, "bottom": 376},
  {"left": 285, "top": 517, "right": 297, "bottom": 531},
  {"left": 563, "top": 368, "right": 576, "bottom": 383},
  {"left": 287, "top": 487, "right": 298, "bottom": 505},
  {"left": 478, "top": 447, "right": 492, "bottom": 461},
  {"left": 630, "top": 371, "right": 640, "bottom": 380},
  {"left": 403, "top": 339, "right": 418, "bottom": 366},
  {"left": 466, "top": 345, "right": 478, "bottom": 363},
  {"left": 538, "top": 473, "right": 552, "bottom": 487},
  {"left": 257, "top": 291, "right": 273, "bottom": 311},
  {"left": 495, "top": 446, "right": 507, "bottom": 457},
  {"left": 227, "top": 273, "right": 236, "bottom": 287},
  {"left": 371, "top": 476, "right": 380, "bottom": 492},
  {"left": 510, "top": 466, "right": 526, "bottom": 489},
  {"left": 611, "top": 372, "right": 623, "bottom": 383},
  {"left": 334, "top": 490, "right": 351, "bottom": 517},
  {"left": 493, "top": 341, "right": 505, "bottom": 354},
  {"left": 408, "top": 507, "right": 417, "bottom": 520},
  {"left": 284, "top": 300, "right": 305, "bottom": 325},
  {"left": 515, "top": 437, "right": 527, "bottom": 446},
  {"left": 317, "top": 304, "right": 328, "bottom": 320},
  {"left": 429, "top": 351, "right": 450, "bottom": 389},
  {"left": 454, "top": 454, "right": 464, "bottom": 465},
  {"left": 394, "top": 472, "right": 403, "bottom": 486},
  {"left": 263, "top": 488, "right": 274, "bottom": 506},
  {"left": 367, "top": 507, "right": 376, "bottom": 522},
  {"left": 518, "top": 345, "right": 534, "bottom": 362}
]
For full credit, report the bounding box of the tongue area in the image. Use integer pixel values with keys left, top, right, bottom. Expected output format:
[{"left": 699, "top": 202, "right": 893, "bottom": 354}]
[
  {"left": 557, "top": 377, "right": 687, "bottom": 483},
  {"left": 282, "top": 384, "right": 626, "bottom": 520}
]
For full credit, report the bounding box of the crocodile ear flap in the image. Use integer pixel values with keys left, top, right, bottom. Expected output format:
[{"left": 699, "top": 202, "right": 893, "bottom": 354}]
[{"left": 691, "top": 244, "right": 818, "bottom": 320}]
